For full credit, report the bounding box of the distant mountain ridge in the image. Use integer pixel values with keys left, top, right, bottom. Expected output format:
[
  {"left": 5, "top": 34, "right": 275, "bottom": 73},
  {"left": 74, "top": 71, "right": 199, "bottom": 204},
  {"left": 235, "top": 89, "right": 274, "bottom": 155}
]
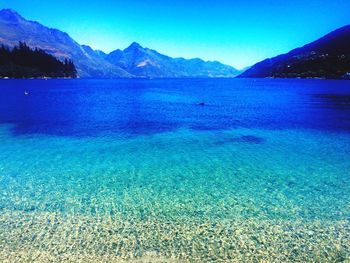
[
  {"left": 0, "top": 9, "right": 239, "bottom": 78},
  {"left": 239, "top": 26, "right": 350, "bottom": 79},
  {"left": 106, "top": 42, "right": 239, "bottom": 78},
  {"left": 0, "top": 9, "right": 132, "bottom": 78}
]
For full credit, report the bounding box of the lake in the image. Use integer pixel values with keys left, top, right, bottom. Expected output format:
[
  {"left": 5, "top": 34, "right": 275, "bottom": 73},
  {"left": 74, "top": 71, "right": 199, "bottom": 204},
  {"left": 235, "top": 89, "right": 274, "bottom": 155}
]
[{"left": 0, "top": 78, "right": 349, "bottom": 262}]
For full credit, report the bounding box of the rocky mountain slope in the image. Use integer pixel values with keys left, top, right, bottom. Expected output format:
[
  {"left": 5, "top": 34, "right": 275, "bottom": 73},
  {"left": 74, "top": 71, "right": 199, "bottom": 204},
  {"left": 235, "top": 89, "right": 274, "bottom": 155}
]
[
  {"left": 107, "top": 42, "right": 239, "bottom": 78},
  {"left": 0, "top": 9, "right": 239, "bottom": 78},
  {"left": 239, "top": 25, "right": 350, "bottom": 79}
]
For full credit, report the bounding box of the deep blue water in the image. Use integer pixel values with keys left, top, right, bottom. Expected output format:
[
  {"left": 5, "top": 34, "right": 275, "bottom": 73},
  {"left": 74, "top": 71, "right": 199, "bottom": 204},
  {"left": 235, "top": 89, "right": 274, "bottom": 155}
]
[
  {"left": 0, "top": 78, "right": 349, "bottom": 261},
  {"left": 1, "top": 79, "right": 350, "bottom": 137}
]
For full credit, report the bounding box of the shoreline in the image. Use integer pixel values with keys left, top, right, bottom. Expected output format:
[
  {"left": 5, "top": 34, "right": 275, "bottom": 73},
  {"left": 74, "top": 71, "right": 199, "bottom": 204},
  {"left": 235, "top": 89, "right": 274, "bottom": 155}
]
[
  {"left": 0, "top": 76, "right": 78, "bottom": 80},
  {"left": 1, "top": 210, "right": 349, "bottom": 262},
  {"left": 0, "top": 75, "right": 349, "bottom": 80},
  {"left": 0, "top": 77, "right": 349, "bottom": 80}
]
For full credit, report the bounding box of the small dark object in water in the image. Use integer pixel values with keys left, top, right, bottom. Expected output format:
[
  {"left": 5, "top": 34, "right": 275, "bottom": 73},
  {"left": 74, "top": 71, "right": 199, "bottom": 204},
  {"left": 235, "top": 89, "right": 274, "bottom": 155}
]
[
  {"left": 199, "top": 102, "right": 205, "bottom": 106},
  {"left": 240, "top": 135, "right": 264, "bottom": 144}
]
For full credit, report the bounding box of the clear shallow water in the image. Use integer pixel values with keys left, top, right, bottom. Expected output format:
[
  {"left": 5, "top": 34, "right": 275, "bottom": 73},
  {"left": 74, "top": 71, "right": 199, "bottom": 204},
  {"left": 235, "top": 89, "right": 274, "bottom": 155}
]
[{"left": 0, "top": 79, "right": 349, "bottom": 262}]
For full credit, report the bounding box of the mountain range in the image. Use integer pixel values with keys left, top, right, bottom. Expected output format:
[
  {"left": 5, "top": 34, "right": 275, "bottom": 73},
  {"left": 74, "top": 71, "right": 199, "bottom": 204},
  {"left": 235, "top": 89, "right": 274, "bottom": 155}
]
[
  {"left": 0, "top": 9, "right": 239, "bottom": 78},
  {"left": 1, "top": 8, "right": 349, "bottom": 79},
  {"left": 239, "top": 25, "right": 350, "bottom": 79}
]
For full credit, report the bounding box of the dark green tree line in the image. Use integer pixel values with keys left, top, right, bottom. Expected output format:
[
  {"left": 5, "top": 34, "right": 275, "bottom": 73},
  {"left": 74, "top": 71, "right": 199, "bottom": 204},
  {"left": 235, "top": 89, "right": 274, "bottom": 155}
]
[{"left": 0, "top": 42, "right": 77, "bottom": 78}]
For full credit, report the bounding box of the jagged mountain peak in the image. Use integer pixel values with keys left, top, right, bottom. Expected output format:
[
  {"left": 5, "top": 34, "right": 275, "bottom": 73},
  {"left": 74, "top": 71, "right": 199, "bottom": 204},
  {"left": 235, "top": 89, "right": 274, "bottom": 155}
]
[
  {"left": 0, "top": 8, "right": 21, "bottom": 15},
  {"left": 0, "top": 8, "right": 24, "bottom": 22},
  {"left": 0, "top": 9, "right": 239, "bottom": 78},
  {"left": 0, "top": 9, "right": 131, "bottom": 78},
  {"left": 125, "top": 42, "right": 144, "bottom": 51},
  {"left": 107, "top": 43, "right": 239, "bottom": 78}
]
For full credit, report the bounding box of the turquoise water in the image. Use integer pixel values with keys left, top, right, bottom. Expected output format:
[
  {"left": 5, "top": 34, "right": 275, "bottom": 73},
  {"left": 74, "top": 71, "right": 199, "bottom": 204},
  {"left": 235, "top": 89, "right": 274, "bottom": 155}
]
[{"left": 0, "top": 79, "right": 349, "bottom": 262}]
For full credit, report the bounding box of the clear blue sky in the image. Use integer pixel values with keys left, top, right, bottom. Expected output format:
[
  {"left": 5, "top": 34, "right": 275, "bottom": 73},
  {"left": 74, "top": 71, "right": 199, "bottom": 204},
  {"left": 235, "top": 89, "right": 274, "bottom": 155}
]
[{"left": 1, "top": 0, "right": 350, "bottom": 69}]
